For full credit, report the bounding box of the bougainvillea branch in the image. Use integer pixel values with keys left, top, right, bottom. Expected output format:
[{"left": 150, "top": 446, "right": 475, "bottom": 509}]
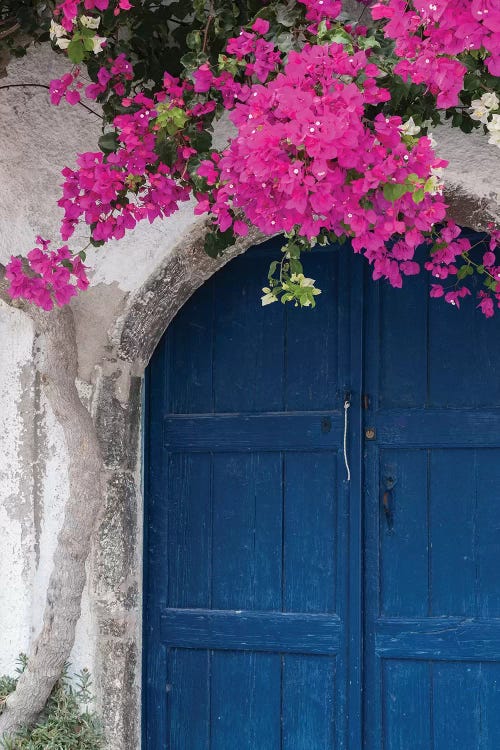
[{"left": 3, "top": 0, "right": 500, "bottom": 313}]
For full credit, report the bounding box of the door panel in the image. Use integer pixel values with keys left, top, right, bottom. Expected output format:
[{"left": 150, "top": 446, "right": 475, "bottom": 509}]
[
  {"left": 364, "top": 254, "right": 500, "bottom": 749},
  {"left": 146, "top": 230, "right": 500, "bottom": 749},
  {"left": 144, "top": 241, "right": 358, "bottom": 749}
]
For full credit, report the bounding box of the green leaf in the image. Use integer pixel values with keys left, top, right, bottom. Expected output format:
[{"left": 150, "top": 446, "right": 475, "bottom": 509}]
[
  {"left": 383, "top": 182, "right": 410, "bottom": 202},
  {"left": 276, "top": 3, "right": 301, "bottom": 28},
  {"left": 275, "top": 32, "right": 295, "bottom": 53},
  {"left": 189, "top": 129, "right": 212, "bottom": 153},
  {"left": 289, "top": 258, "right": 303, "bottom": 275},
  {"left": 98, "top": 131, "right": 119, "bottom": 154},
  {"left": 155, "top": 133, "right": 178, "bottom": 167},
  {"left": 412, "top": 188, "right": 425, "bottom": 204},
  {"left": 83, "top": 35, "right": 96, "bottom": 52},
  {"left": 186, "top": 30, "right": 202, "bottom": 50},
  {"left": 357, "top": 35, "right": 380, "bottom": 50},
  {"left": 67, "top": 39, "right": 86, "bottom": 64},
  {"left": 268, "top": 260, "right": 279, "bottom": 279},
  {"left": 204, "top": 227, "right": 236, "bottom": 258},
  {"left": 284, "top": 242, "right": 301, "bottom": 260},
  {"left": 180, "top": 50, "right": 208, "bottom": 72}
]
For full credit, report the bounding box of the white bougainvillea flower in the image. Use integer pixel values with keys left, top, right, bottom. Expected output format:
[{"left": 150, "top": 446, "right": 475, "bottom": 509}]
[
  {"left": 399, "top": 117, "right": 421, "bottom": 136},
  {"left": 487, "top": 114, "right": 500, "bottom": 133},
  {"left": 80, "top": 15, "right": 101, "bottom": 29},
  {"left": 481, "top": 92, "right": 499, "bottom": 111},
  {"left": 427, "top": 132, "right": 437, "bottom": 149},
  {"left": 92, "top": 36, "right": 107, "bottom": 54},
  {"left": 469, "top": 104, "right": 489, "bottom": 123},
  {"left": 469, "top": 94, "right": 499, "bottom": 124},
  {"left": 261, "top": 288, "right": 277, "bottom": 305},
  {"left": 487, "top": 115, "right": 500, "bottom": 148},
  {"left": 50, "top": 20, "right": 67, "bottom": 40},
  {"left": 55, "top": 37, "right": 71, "bottom": 50}
]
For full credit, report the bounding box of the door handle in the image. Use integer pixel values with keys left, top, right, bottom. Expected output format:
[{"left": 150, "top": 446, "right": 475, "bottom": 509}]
[
  {"left": 382, "top": 475, "right": 396, "bottom": 531},
  {"left": 382, "top": 490, "right": 394, "bottom": 531}
]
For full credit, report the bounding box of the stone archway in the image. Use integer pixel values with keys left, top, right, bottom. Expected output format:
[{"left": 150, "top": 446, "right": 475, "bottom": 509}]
[
  {"left": 86, "top": 220, "right": 263, "bottom": 749},
  {"left": 86, "top": 191, "right": 498, "bottom": 748}
]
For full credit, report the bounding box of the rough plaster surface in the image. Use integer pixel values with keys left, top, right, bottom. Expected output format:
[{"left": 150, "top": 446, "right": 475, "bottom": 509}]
[
  {"left": 436, "top": 123, "right": 500, "bottom": 228},
  {"left": 0, "top": 308, "right": 35, "bottom": 675},
  {"left": 0, "top": 40, "right": 498, "bottom": 750}
]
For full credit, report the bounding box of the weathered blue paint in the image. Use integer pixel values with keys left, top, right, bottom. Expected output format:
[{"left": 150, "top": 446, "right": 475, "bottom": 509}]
[
  {"left": 144, "top": 230, "right": 500, "bottom": 748},
  {"left": 363, "top": 233, "right": 500, "bottom": 749}
]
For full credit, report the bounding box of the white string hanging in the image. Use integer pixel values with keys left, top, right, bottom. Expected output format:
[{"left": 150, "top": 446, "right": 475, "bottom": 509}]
[{"left": 343, "top": 397, "right": 351, "bottom": 482}]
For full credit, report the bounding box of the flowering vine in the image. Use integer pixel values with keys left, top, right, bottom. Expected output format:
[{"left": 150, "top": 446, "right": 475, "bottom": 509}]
[{"left": 3, "top": 0, "right": 500, "bottom": 314}]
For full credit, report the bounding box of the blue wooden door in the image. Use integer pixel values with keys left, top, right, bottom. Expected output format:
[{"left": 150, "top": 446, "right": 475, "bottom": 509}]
[
  {"left": 145, "top": 231, "right": 500, "bottom": 748},
  {"left": 144, "top": 242, "right": 363, "bottom": 748},
  {"left": 364, "top": 252, "right": 500, "bottom": 749}
]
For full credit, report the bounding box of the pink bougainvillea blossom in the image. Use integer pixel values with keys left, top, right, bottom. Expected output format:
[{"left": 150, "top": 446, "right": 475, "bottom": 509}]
[
  {"left": 55, "top": 0, "right": 131, "bottom": 31},
  {"left": 6, "top": 239, "right": 89, "bottom": 311},
  {"left": 7, "top": 0, "right": 500, "bottom": 316},
  {"left": 195, "top": 42, "right": 459, "bottom": 293},
  {"left": 372, "top": 0, "right": 500, "bottom": 105}
]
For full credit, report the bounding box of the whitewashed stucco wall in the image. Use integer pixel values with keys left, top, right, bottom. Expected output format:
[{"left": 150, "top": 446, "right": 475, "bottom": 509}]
[
  {"left": 0, "top": 42, "right": 498, "bottom": 749},
  {"left": 0, "top": 44, "right": 204, "bottom": 731}
]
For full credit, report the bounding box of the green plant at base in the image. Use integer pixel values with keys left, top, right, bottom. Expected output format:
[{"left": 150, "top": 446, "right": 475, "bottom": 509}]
[{"left": 0, "top": 656, "right": 103, "bottom": 749}]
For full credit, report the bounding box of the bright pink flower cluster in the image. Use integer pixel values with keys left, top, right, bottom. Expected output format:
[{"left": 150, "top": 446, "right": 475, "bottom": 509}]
[
  {"left": 298, "top": 0, "right": 342, "bottom": 22},
  {"left": 8, "top": 0, "right": 499, "bottom": 315},
  {"left": 58, "top": 92, "right": 190, "bottom": 243},
  {"left": 196, "top": 42, "right": 458, "bottom": 290},
  {"left": 6, "top": 238, "right": 89, "bottom": 310},
  {"left": 50, "top": 55, "right": 133, "bottom": 106},
  {"left": 372, "top": 0, "right": 500, "bottom": 106},
  {"left": 224, "top": 19, "right": 282, "bottom": 82},
  {"left": 85, "top": 54, "right": 134, "bottom": 99},
  {"left": 428, "top": 223, "right": 500, "bottom": 315},
  {"left": 50, "top": 69, "right": 83, "bottom": 105},
  {"left": 55, "top": 0, "right": 132, "bottom": 31}
]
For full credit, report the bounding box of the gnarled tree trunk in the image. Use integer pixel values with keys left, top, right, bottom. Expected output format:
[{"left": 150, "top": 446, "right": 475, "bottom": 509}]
[{"left": 0, "top": 269, "right": 105, "bottom": 738}]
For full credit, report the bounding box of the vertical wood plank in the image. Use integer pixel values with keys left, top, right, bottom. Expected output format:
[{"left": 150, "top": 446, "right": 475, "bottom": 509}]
[
  {"left": 476, "top": 449, "right": 500, "bottom": 618},
  {"left": 212, "top": 453, "right": 282, "bottom": 611},
  {"left": 167, "top": 280, "right": 214, "bottom": 414},
  {"left": 429, "top": 295, "right": 500, "bottom": 408},
  {"left": 283, "top": 452, "right": 337, "bottom": 614},
  {"left": 284, "top": 251, "right": 339, "bottom": 411},
  {"left": 282, "top": 655, "right": 336, "bottom": 750},
  {"left": 168, "top": 649, "right": 210, "bottom": 749},
  {"left": 379, "top": 449, "right": 429, "bottom": 617},
  {"left": 378, "top": 271, "right": 428, "bottom": 409},
  {"left": 429, "top": 449, "right": 476, "bottom": 616},
  {"left": 432, "top": 662, "right": 481, "bottom": 748},
  {"left": 481, "top": 663, "right": 500, "bottom": 748},
  {"left": 212, "top": 255, "right": 285, "bottom": 413},
  {"left": 210, "top": 651, "right": 281, "bottom": 750},
  {"left": 383, "top": 660, "right": 431, "bottom": 750},
  {"left": 167, "top": 453, "right": 212, "bottom": 608}
]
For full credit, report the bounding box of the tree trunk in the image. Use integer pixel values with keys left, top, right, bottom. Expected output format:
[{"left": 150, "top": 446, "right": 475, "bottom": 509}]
[{"left": 0, "top": 280, "right": 105, "bottom": 737}]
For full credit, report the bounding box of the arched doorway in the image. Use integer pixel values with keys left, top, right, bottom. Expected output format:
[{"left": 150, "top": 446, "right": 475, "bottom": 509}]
[{"left": 144, "top": 233, "right": 500, "bottom": 748}]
